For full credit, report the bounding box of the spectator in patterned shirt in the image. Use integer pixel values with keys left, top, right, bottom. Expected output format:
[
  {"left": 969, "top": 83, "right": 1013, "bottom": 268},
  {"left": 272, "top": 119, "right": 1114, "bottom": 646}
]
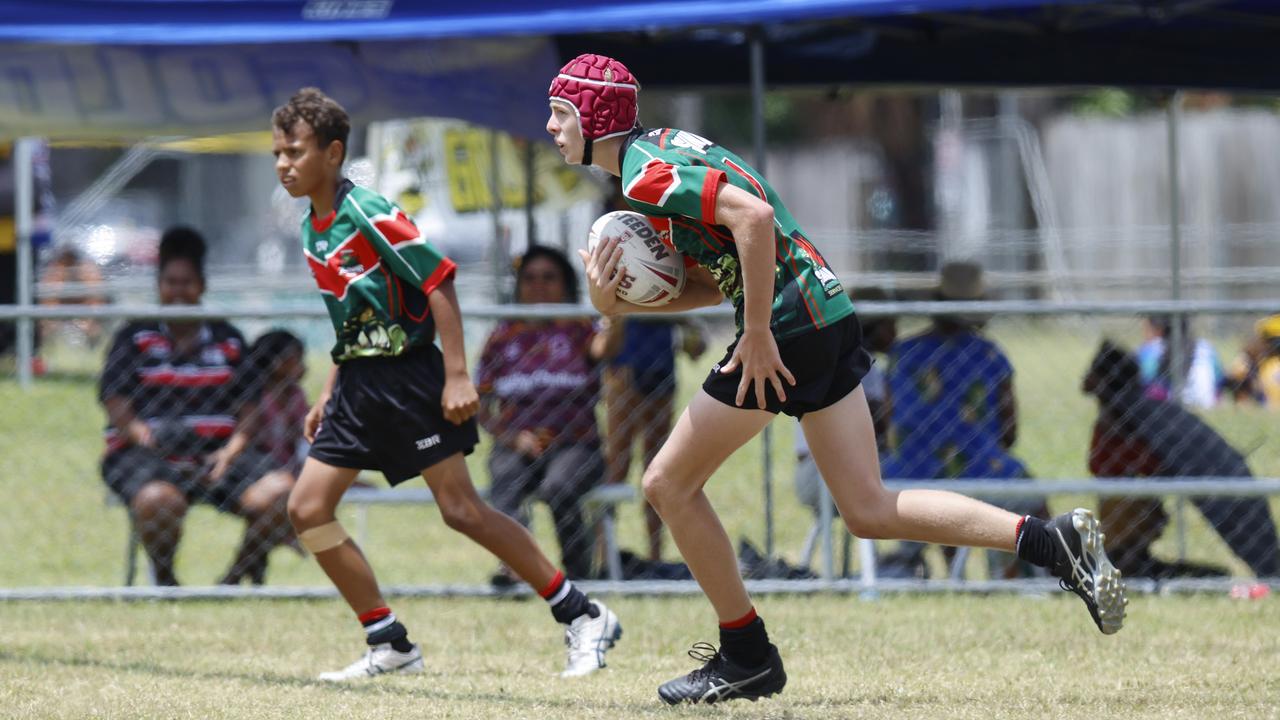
[
  {"left": 476, "top": 245, "right": 612, "bottom": 580},
  {"left": 99, "top": 227, "right": 293, "bottom": 586}
]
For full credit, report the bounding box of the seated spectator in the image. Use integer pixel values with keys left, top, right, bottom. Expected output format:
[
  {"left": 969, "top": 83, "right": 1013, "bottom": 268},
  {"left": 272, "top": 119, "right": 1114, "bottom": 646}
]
[
  {"left": 1224, "top": 314, "right": 1280, "bottom": 407},
  {"left": 476, "top": 245, "right": 609, "bottom": 581},
  {"left": 602, "top": 315, "right": 705, "bottom": 561},
  {"left": 98, "top": 227, "right": 292, "bottom": 586},
  {"left": 880, "top": 262, "right": 1045, "bottom": 578},
  {"left": 243, "top": 329, "right": 310, "bottom": 479},
  {"left": 1136, "top": 314, "right": 1223, "bottom": 409},
  {"left": 1084, "top": 340, "right": 1280, "bottom": 578},
  {"left": 217, "top": 327, "right": 312, "bottom": 579}
]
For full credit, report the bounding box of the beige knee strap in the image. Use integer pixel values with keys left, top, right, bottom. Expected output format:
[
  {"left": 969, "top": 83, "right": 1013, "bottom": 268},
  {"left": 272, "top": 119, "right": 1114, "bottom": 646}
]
[{"left": 298, "top": 521, "right": 350, "bottom": 553}]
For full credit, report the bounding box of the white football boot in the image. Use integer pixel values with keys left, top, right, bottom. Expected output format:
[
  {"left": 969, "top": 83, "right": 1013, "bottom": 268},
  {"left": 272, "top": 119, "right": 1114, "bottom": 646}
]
[
  {"left": 318, "top": 643, "right": 424, "bottom": 681},
  {"left": 561, "top": 600, "right": 623, "bottom": 678}
]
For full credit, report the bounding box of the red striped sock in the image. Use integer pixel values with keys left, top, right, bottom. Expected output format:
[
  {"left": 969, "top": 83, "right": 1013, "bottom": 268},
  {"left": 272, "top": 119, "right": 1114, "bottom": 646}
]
[
  {"left": 358, "top": 607, "right": 392, "bottom": 626},
  {"left": 719, "top": 607, "right": 759, "bottom": 630},
  {"left": 538, "top": 570, "right": 566, "bottom": 601}
]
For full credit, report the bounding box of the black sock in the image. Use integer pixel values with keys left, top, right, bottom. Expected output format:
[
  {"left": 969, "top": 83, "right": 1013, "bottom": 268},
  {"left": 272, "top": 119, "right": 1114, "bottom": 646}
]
[
  {"left": 719, "top": 614, "right": 770, "bottom": 668},
  {"left": 1015, "top": 516, "right": 1056, "bottom": 568},
  {"left": 360, "top": 607, "right": 414, "bottom": 653},
  {"left": 541, "top": 572, "right": 598, "bottom": 624}
]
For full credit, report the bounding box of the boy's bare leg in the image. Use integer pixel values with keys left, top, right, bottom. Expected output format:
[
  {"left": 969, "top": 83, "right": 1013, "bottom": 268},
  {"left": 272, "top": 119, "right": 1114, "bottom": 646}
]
[
  {"left": 286, "top": 457, "right": 383, "bottom": 613},
  {"left": 421, "top": 453, "right": 558, "bottom": 589},
  {"left": 801, "top": 386, "right": 1020, "bottom": 549},
  {"left": 642, "top": 391, "right": 772, "bottom": 622}
]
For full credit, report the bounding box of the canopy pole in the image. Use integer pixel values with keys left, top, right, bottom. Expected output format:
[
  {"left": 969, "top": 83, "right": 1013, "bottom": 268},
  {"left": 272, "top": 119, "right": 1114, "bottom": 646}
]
[
  {"left": 524, "top": 140, "right": 537, "bottom": 250},
  {"left": 490, "top": 130, "right": 505, "bottom": 302},
  {"left": 1166, "top": 91, "right": 1184, "bottom": 401},
  {"left": 749, "top": 30, "right": 782, "bottom": 562},
  {"left": 15, "top": 138, "right": 35, "bottom": 389}
]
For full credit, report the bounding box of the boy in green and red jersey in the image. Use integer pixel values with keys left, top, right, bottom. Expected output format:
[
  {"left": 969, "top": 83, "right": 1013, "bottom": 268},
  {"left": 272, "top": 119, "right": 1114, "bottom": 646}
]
[
  {"left": 547, "top": 54, "right": 1127, "bottom": 705},
  {"left": 273, "top": 88, "right": 620, "bottom": 681}
]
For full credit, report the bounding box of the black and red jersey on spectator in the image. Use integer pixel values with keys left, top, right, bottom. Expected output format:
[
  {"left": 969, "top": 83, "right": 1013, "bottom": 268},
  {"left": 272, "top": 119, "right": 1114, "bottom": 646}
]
[{"left": 99, "top": 320, "right": 251, "bottom": 458}]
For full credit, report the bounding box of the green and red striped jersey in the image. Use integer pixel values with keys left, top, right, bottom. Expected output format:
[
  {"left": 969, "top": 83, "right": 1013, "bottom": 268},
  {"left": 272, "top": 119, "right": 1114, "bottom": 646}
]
[
  {"left": 620, "top": 127, "right": 854, "bottom": 341},
  {"left": 302, "top": 179, "right": 456, "bottom": 362}
]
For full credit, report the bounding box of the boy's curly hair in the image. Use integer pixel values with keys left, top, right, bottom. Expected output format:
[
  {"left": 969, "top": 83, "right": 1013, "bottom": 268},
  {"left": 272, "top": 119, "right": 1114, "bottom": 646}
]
[{"left": 272, "top": 87, "right": 350, "bottom": 162}]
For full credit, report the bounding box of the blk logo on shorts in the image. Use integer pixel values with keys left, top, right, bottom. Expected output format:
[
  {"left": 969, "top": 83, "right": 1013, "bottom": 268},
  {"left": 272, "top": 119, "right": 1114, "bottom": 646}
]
[{"left": 415, "top": 435, "right": 441, "bottom": 451}]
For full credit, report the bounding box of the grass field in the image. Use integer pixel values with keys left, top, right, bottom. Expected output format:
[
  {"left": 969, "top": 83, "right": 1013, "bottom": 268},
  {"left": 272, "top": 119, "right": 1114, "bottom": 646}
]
[
  {"left": 3, "top": 594, "right": 1277, "bottom": 719},
  {"left": 3, "top": 317, "right": 1279, "bottom": 718}
]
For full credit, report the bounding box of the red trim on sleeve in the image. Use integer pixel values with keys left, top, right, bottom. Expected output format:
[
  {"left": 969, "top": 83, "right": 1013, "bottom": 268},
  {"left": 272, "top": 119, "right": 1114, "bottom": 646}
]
[
  {"left": 419, "top": 257, "right": 457, "bottom": 297},
  {"left": 701, "top": 169, "right": 726, "bottom": 224}
]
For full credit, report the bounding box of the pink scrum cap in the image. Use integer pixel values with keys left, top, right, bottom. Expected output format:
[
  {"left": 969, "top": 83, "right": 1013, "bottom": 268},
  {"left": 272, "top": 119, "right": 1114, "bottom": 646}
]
[{"left": 548, "top": 54, "right": 639, "bottom": 165}]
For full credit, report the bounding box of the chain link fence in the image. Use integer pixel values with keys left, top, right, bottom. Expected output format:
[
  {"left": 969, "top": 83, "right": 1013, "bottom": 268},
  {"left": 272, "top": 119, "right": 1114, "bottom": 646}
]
[{"left": 2, "top": 298, "right": 1279, "bottom": 598}]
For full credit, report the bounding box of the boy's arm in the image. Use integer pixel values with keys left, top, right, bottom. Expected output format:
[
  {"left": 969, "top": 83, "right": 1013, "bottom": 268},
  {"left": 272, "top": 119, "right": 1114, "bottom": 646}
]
[
  {"left": 711, "top": 180, "right": 795, "bottom": 408},
  {"left": 428, "top": 277, "right": 479, "bottom": 426}
]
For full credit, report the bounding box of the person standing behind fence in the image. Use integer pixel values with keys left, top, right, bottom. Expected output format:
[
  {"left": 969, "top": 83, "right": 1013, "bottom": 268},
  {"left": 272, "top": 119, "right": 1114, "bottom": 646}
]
[
  {"left": 598, "top": 185, "right": 707, "bottom": 561},
  {"left": 1136, "top": 314, "right": 1223, "bottom": 409},
  {"left": 476, "top": 245, "right": 610, "bottom": 581},
  {"left": 602, "top": 317, "right": 706, "bottom": 561},
  {"left": 98, "top": 227, "right": 292, "bottom": 587},
  {"left": 551, "top": 54, "right": 1125, "bottom": 706},
  {"left": 271, "top": 89, "right": 620, "bottom": 682},
  {"left": 1083, "top": 340, "right": 1280, "bottom": 578}
]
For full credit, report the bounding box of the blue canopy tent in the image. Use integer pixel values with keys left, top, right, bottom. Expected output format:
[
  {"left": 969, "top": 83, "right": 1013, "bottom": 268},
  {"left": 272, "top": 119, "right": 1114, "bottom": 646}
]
[{"left": 2, "top": 1, "right": 1278, "bottom": 141}]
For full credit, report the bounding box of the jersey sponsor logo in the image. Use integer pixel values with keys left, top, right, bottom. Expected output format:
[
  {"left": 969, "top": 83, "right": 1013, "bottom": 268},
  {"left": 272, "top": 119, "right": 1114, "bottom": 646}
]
[
  {"left": 790, "top": 231, "right": 843, "bottom": 299},
  {"left": 415, "top": 434, "right": 441, "bottom": 451},
  {"left": 625, "top": 159, "right": 682, "bottom": 208},
  {"left": 617, "top": 212, "right": 670, "bottom": 260},
  {"left": 668, "top": 130, "right": 714, "bottom": 154}
]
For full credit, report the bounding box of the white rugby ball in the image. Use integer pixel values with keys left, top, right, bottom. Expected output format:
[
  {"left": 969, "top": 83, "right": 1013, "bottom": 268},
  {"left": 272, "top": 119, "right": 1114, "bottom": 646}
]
[{"left": 587, "top": 211, "right": 686, "bottom": 307}]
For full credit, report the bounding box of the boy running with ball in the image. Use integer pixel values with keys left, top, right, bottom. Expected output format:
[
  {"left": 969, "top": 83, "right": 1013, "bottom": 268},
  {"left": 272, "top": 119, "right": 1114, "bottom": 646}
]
[{"left": 547, "top": 54, "right": 1126, "bottom": 705}]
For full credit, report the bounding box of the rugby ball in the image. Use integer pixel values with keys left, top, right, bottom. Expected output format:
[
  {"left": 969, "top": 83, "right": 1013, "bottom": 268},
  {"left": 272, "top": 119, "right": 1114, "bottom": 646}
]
[{"left": 587, "top": 211, "right": 686, "bottom": 307}]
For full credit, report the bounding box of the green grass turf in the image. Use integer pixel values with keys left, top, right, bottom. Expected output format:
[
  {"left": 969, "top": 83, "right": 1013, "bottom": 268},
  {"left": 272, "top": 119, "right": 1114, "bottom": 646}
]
[{"left": 2, "top": 594, "right": 1277, "bottom": 719}]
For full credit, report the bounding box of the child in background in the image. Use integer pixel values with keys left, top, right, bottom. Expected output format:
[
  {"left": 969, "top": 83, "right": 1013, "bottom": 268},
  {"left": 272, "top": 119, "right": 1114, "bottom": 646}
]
[{"left": 246, "top": 329, "right": 310, "bottom": 479}]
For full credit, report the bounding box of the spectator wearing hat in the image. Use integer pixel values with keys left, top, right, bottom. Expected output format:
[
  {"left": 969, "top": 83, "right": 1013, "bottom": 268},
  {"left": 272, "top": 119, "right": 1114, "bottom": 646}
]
[{"left": 880, "top": 261, "right": 1045, "bottom": 578}]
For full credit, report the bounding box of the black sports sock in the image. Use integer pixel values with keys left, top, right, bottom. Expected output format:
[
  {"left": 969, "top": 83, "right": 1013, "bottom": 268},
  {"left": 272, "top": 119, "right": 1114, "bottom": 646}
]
[
  {"left": 360, "top": 607, "right": 414, "bottom": 653},
  {"left": 719, "top": 616, "right": 771, "bottom": 668},
  {"left": 541, "top": 572, "right": 598, "bottom": 624},
  {"left": 1015, "top": 516, "right": 1056, "bottom": 568}
]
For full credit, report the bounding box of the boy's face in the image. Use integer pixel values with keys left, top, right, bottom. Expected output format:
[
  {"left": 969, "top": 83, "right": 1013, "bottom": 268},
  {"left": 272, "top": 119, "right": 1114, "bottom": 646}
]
[
  {"left": 272, "top": 120, "right": 341, "bottom": 199},
  {"left": 546, "top": 101, "right": 585, "bottom": 164}
]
